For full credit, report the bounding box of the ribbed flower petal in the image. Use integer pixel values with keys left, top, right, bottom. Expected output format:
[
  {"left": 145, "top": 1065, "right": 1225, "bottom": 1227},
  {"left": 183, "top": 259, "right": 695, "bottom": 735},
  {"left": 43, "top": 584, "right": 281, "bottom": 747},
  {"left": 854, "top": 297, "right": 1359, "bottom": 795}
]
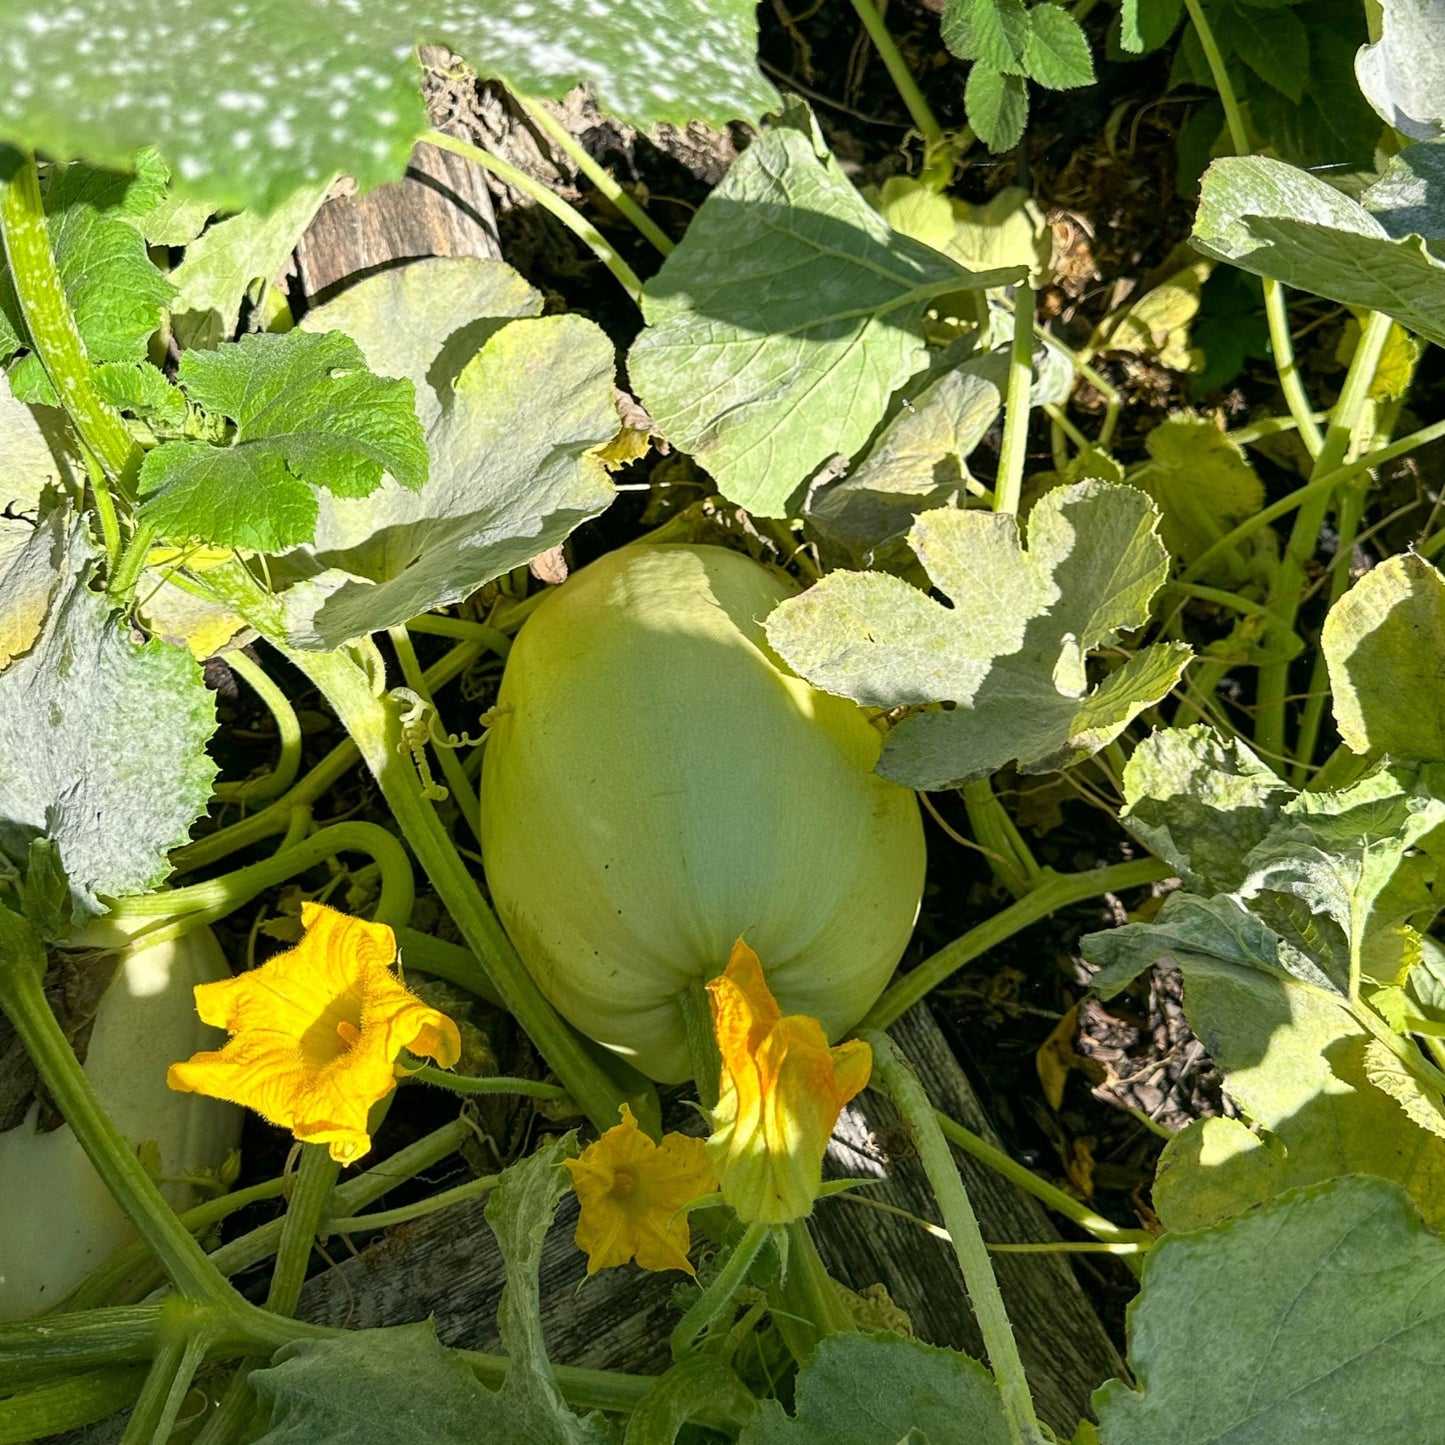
[
  {"left": 167, "top": 902, "right": 461, "bottom": 1164},
  {"left": 707, "top": 939, "right": 871, "bottom": 1223}
]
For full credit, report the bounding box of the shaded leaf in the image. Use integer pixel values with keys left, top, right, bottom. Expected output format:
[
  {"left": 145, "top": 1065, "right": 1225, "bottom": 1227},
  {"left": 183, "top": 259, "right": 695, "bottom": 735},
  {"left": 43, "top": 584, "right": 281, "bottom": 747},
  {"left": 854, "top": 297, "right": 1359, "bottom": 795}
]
[
  {"left": 1193, "top": 155, "right": 1445, "bottom": 347},
  {"left": 1212, "top": 4, "right": 1308, "bottom": 102},
  {"left": 137, "top": 330, "right": 427, "bottom": 551},
  {"left": 965, "top": 66, "right": 1030, "bottom": 152},
  {"left": 0, "top": 524, "right": 217, "bottom": 921},
  {"left": 739, "top": 1332, "right": 1009, "bottom": 1445},
  {"left": 1023, "top": 4, "right": 1095, "bottom": 91},
  {"left": 1088, "top": 258, "right": 1208, "bottom": 374},
  {"left": 873, "top": 179, "right": 1052, "bottom": 283},
  {"left": 1362, "top": 141, "right": 1445, "bottom": 246},
  {"left": 1127, "top": 413, "right": 1263, "bottom": 580},
  {"left": 0, "top": 508, "right": 65, "bottom": 672},
  {"left": 0, "top": 0, "right": 776, "bottom": 211},
  {"left": 1096, "top": 1178, "right": 1445, "bottom": 1442},
  {"left": 0, "top": 157, "right": 174, "bottom": 405},
  {"left": 1322, "top": 552, "right": 1445, "bottom": 762},
  {"left": 169, "top": 178, "right": 335, "bottom": 349},
  {"left": 274, "top": 258, "right": 617, "bottom": 648},
  {"left": 768, "top": 482, "right": 1186, "bottom": 788},
  {"left": 1119, "top": 0, "right": 1184, "bottom": 53},
  {"left": 630, "top": 127, "right": 1013, "bottom": 517}
]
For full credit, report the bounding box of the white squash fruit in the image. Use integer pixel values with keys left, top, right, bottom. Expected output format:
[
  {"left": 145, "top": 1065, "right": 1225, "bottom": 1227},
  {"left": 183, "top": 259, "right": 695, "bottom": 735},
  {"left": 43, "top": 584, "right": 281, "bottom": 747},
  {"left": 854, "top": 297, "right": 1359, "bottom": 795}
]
[
  {"left": 480, "top": 543, "right": 926, "bottom": 1083},
  {"left": 0, "top": 926, "right": 242, "bottom": 1319}
]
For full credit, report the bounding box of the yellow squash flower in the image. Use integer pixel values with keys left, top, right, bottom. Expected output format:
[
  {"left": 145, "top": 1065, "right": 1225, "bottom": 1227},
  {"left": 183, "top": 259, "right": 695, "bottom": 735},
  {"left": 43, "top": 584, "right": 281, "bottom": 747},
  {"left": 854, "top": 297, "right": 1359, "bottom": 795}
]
[
  {"left": 706, "top": 940, "right": 871, "bottom": 1224},
  {"left": 167, "top": 902, "right": 460, "bottom": 1165},
  {"left": 564, "top": 1105, "right": 717, "bottom": 1275}
]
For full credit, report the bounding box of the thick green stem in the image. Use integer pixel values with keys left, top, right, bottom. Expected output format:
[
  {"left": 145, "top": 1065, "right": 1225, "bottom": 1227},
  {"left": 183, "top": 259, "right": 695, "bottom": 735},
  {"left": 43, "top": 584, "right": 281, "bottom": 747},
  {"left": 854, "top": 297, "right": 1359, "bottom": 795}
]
[
  {"left": 410, "top": 1064, "right": 572, "bottom": 1102},
  {"left": 517, "top": 95, "right": 675, "bottom": 255},
  {"left": 0, "top": 151, "right": 139, "bottom": 493},
  {"left": 846, "top": 0, "right": 951, "bottom": 186},
  {"left": 776, "top": 1221, "right": 857, "bottom": 1352},
  {"left": 994, "top": 282, "right": 1035, "bottom": 517},
  {"left": 0, "top": 1367, "right": 147, "bottom": 1442},
  {"left": 266, "top": 1146, "right": 339, "bottom": 1316},
  {"left": 0, "top": 908, "right": 234, "bottom": 1306},
  {"left": 119, "top": 1320, "right": 210, "bottom": 1445},
  {"left": 680, "top": 979, "right": 722, "bottom": 1112},
  {"left": 1255, "top": 311, "right": 1392, "bottom": 762},
  {"left": 80, "top": 820, "right": 415, "bottom": 951},
  {"left": 671, "top": 1220, "right": 773, "bottom": 1357},
  {"left": 322, "top": 1173, "right": 500, "bottom": 1235},
  {"left": 421, "top": 129, "right": 645, "bottom": 304},
  {"left": 865, "top": 857, "right": 1170, "bottom": 1028},
  {"left": 213, "top": 649, "right": 303, "bottom": 805},
  {"left": 404, "top": 612, "right": 513, "bottom": 654},
  {"left": 962, "top": 778, "right": 1042, "bottom": 897},
  {"left": 863, "top": 1031, "right": 1045, "bottom": 1445}
]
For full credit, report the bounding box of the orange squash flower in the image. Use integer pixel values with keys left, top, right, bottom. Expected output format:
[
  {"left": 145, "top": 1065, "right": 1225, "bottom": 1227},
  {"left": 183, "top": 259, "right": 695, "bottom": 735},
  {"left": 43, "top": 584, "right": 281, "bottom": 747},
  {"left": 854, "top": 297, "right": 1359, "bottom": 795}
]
[
  {"left": 706, "top": 940, "right": 871, "bottom": 1224},
  {"left": 167, "top": 902, "right": 460, "bottom": 1164},
  {"left": 564, "top": 1104, "right": 718, "bottom": 1274}
]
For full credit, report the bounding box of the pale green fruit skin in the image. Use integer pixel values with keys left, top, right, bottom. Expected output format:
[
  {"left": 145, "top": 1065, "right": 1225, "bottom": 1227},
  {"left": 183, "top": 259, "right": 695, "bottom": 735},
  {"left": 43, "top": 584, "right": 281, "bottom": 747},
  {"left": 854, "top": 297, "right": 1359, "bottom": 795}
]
[{"left": 480, "top": 543, "right": 926, "bottom": 1083}]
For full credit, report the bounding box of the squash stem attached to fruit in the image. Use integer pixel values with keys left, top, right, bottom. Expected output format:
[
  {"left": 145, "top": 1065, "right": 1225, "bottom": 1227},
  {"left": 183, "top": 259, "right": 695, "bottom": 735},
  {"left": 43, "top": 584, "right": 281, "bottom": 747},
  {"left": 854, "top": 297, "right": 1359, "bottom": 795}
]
[{"left": 863, "top": 1031, "right": 1046, "bottom": 1445}]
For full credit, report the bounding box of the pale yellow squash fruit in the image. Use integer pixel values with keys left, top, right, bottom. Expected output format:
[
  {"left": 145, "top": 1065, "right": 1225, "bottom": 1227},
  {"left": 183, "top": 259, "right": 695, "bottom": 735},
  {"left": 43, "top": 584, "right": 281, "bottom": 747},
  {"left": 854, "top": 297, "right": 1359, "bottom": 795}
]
[
  {"left": 0, "top": 927, "right": 242, "bottom": 1319},
  {"left": 480, "top": 544, "right": 926, "bottom": 1083}
]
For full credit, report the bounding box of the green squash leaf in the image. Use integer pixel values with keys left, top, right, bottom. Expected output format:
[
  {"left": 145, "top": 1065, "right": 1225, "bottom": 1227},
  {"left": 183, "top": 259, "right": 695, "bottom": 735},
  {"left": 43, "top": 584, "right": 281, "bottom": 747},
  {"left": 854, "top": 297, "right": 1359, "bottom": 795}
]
[
  {"left": 1356, "top": 0, "right": 1445, "bottom": 141},
  {"left": 272, "top": 257, "right": 617, "bottom": 649},
  {"left": 169, "top": 178, "right": 336, "bottom": 349},
  {"left": 1323, "top": 552, "right": 1445, "bottom": 762},
  {"left": 629, "top": 126, "right": 1019, "bottom": 517},
  {"left": 964, "top": 66, "right": 1030, "bottom": 152},
  {"left": 1097, "top": 1178, "right": 1445, "bottom": 1442},
  {"left": 0, "top": 157, "right": 175, "bottom": 405},
  {"left": 0, "top": 0, "right": 776, "bottom": 212},
  {"left": 1023, "top": 4, "right": 1095, "bottom": 91},
  {"left": 1193, "top": 155, "right": 1445, "bottom": 347},
  {"left": 768, "top": 482, "right": 1188, "bottom": 788},
  {"left": 1362, "top": 141, "right": 1445, "bottom": 246},
  {"left": 739, "top": 1332, "right": 1009, "bottom": 1444},
  {"left": 137, "top": 330, "right": 428, "bottom": 551},
  {"left": 252, "top": 1137, "right": 605, "bottom": 1445},
  {"left": 0, "top": 522, "right": 217, "bottom": 921},
  {"left": 92, "top": 361, "right": 187, "bottom": 428}
]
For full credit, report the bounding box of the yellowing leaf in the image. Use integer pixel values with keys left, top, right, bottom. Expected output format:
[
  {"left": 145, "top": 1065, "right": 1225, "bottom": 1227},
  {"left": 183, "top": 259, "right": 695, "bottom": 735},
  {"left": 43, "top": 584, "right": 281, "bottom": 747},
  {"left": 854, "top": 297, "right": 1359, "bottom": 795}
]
[{"left": 1090, "top": 260, "right": 1210, "bottom": 373}]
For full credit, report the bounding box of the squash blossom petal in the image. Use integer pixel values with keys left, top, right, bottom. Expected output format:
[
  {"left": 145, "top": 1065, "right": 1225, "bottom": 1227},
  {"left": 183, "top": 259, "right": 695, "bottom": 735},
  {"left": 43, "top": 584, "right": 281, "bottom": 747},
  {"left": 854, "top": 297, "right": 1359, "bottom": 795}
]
[
  {"left": 706, "top": 939, "right": 871, "bottom": 1224},
  {"left": 166, "top": 902, "right": 461, "bottom": 1165},
  {"left": 563, "top": 1104, "right": 717, "bottom": 1275}
]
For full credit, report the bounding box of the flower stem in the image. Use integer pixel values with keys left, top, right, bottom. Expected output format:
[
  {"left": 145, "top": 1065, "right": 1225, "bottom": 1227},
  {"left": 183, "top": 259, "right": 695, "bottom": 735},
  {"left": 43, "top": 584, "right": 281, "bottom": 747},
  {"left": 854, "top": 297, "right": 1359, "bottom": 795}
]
[
  {"left": 0, "top": 906, "right": 235, "bottom": 1306},
  {"left": 266, "top": 1145, "right": 339, "bottom": 1316},
  {"left": 671, "top": 1220, "right": 773, "bottom": 1357},
  {"left": 0, "top": 1367, "right": 147, "bottom": 1442},
  {"left": 212, "top": 649, "right": 303, "bottom": 805},
  {"left": 410, "top": 1065, "right": 572, "bottom": 1102},
  {"left": 994, "top": 280, "right": 1035, "bottom": 518},
  {"left": 118, "top": 1315, "right": 211, "bottom": 1445},
  {"left": 863, "top": 1030, "right": 1045, "bottom": 1445},
  {"left": 321, "top": 1172, "right": 500, "bottom": 1234},
  {"left": 864, "top": 857, "right": 1171, "bottom": 1028},
  {"left": 0, "top": 150, "right": 140, "bottom": 495}
]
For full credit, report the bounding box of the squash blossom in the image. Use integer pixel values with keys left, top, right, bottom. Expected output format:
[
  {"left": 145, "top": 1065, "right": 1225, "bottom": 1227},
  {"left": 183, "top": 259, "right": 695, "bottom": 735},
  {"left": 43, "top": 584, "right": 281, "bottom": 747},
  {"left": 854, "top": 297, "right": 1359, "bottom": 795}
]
[
  {"left": 706, "top": 940, "right": 871, "bottom": 1224},
  {"left": 166, "top": 902, "right": 460, "bottom": 1165},
  {"left": 564, "top": 1104, "right": 718, "bottom": 1275}
]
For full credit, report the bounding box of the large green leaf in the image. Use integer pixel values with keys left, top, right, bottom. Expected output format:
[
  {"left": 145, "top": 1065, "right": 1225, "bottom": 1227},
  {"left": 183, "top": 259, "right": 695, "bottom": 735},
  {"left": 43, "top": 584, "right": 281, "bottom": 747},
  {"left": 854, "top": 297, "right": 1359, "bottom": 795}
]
[
  {"left": 1096, "top": 1178, "right": 1445, "bottom": 1443},
  {"left": 628, "top": 125, "right": 1018, "bottom": 517},
  {"left": 272, "top": 257, "right": 617, "bottom": 649},
  {"left": 1362, "top": 141, "right": 1445, "bottom": 246},
  {"left": 0, "top": 156, "right": 174, "bottom": 405},
  {"left": 768, "top": 482, "right": 1188, "bottom": 788},
  {"left": 0, "top": 1, "right": 776, "bottom": 211},
  {"left": 0, "top": 523, "right": 216, "bottom": 921},
  {"left": 1356, "top": 0, "right": 1445, "bottom": 141},
  {"left": 1323, "top": 551, "right": 1445, "bottom": 761},
  {"left": 137, "top": 329, "right": 428, "bottom": 551},
  {"left": 1193, "top": 155, "right": 1445, "bottom": 347},
  {"left": 252, "top": 1137, "right": 605, "bottom": 1444},
  {"left": 740, "top": 1332, "right": 1009, "bottom": 1445}
]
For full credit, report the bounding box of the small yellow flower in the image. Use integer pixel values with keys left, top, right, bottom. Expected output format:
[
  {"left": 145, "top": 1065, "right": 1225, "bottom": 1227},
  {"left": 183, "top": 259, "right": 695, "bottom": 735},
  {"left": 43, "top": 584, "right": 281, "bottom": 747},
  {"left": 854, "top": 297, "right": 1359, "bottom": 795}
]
[
  {"left": 706, "top": 940, "right": 871, "bottom": 1224},
  {"left": 167, "top": 902, "right": 460, "bottom": 1165},
  {"left": 564, "top": 1105, "right": 717, "bottom": 1275}
]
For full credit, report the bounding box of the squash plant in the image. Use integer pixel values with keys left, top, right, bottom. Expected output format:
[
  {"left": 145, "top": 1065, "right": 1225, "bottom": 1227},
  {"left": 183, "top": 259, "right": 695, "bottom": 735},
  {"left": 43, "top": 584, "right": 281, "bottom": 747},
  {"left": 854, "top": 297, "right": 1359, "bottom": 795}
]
[{"left": 3, "top": 0, "right": 1445, "bottom": 1441}]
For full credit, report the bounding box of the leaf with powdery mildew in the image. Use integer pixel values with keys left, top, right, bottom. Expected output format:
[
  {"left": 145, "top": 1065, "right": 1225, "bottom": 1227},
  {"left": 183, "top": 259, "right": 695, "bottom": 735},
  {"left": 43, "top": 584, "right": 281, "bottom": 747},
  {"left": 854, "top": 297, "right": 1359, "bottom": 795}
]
[
  {"left": 1193, "top": 155, "right": 1445, "bottom": 347},
  {"left": 0, "top": 524, "right": 217, "bottom": 921},
  {"left": 1323, "top": 552, "right": 1445, "bottom": 762},
  {"left": 629, "top": 125, "right": 1020, "bottom": 517},
  {"left": 1096, "top": 1179, "right": 1445, "bottom": 1443},
  {"left": 269, "top": 257, "right": 617, "bottom": 649},
  {"left": 0, "top": 0, "right": 775, "bottom": 212},
  {"left": 768, "top": 482, "right": 1188, "bottom": 788},
  {"left": 137, "top": 330, "right": 427, "bottom": 551}
]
